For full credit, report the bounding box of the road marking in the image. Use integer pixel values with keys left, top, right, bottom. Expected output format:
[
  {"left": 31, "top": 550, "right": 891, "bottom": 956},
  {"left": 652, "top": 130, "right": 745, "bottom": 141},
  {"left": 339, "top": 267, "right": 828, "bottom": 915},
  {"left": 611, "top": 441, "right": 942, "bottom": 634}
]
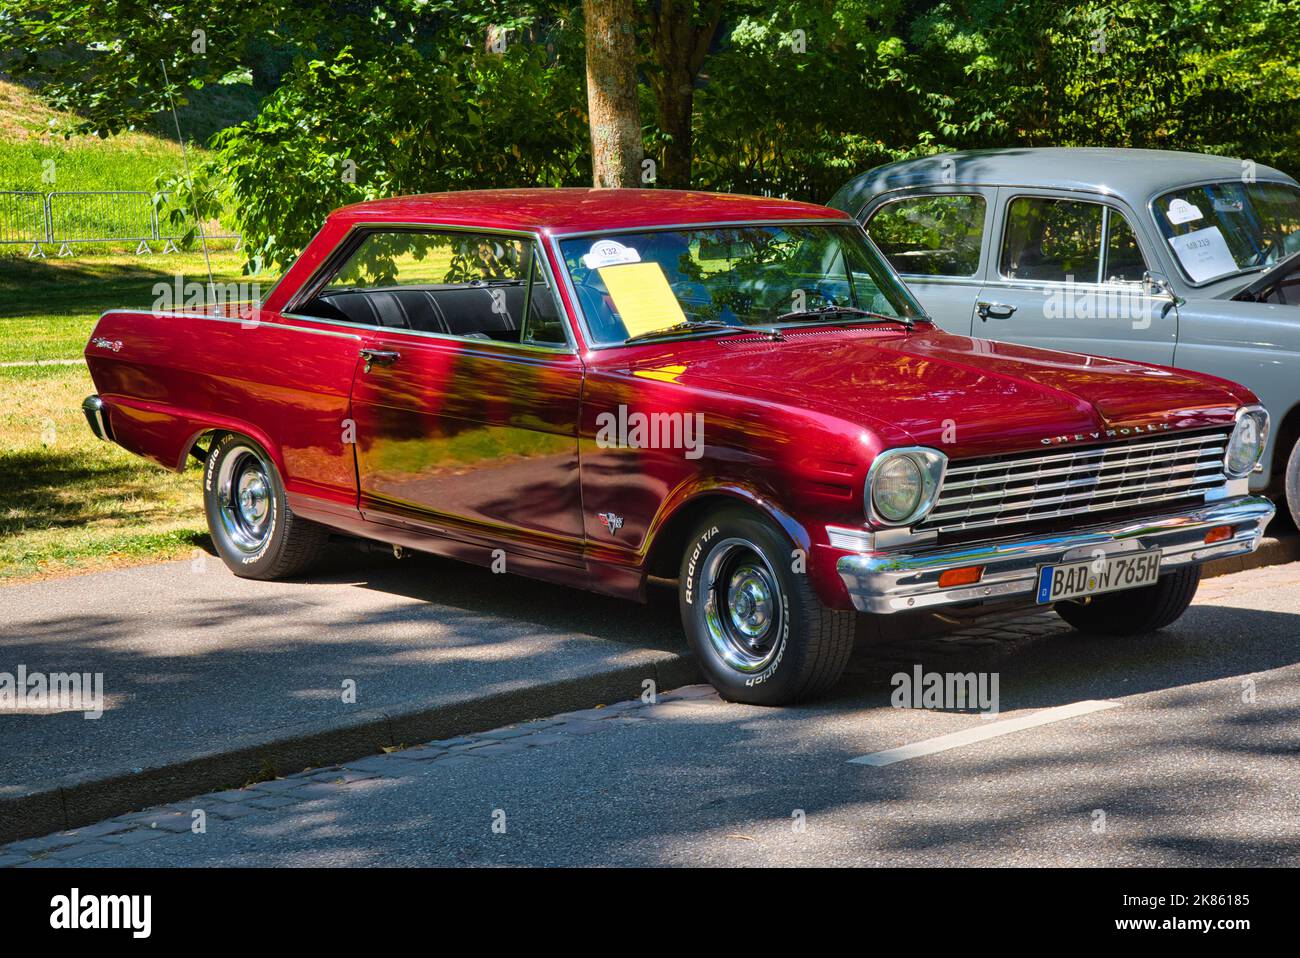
[{"left": 848, "top": 700, "right": 1120, "bottom": 767}]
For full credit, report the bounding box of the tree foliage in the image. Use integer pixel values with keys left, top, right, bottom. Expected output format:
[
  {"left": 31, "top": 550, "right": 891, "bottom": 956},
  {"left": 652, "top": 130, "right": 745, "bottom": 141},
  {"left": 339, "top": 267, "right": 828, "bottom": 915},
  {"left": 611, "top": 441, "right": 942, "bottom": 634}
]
[{"left": 3, "top": 0, "right": 1294, "bottom": 270}]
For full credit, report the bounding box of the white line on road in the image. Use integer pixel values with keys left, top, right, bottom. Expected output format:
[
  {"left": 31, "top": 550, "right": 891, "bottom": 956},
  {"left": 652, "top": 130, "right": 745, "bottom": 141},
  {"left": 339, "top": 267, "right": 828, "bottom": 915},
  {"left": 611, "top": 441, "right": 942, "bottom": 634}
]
[{"left": 848, "top": 700, "right": 1120, "bottom": 767}]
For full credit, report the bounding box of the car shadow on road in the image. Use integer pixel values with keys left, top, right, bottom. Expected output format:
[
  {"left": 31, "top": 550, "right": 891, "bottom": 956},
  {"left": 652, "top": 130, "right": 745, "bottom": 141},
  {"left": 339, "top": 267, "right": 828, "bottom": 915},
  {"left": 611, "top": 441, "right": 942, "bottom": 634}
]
[
  {"left": 828, "top": 603, "right": 1300, "bottom": 712},
  {"left": 290, "top": 547, "right": 684, "bottom": 652}
]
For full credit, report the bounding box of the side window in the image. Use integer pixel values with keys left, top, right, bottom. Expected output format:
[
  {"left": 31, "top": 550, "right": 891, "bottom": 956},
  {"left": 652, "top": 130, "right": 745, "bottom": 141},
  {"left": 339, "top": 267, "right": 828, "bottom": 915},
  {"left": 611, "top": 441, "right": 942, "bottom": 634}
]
[
  {"left": 866, "top": 194, "right": 985, "bottom": 277},
  {"left": 1000, "top": 197, "right": 1102, "bottom": 283},
  {"left": 520, "top": 254, "right": 568, "bottom": 347},
  {"left": 1103, "top": 211, "right": 1148, "bottom": 283},
  {"left": 298, "top": 230, "right": 531, "bottom": 342}
]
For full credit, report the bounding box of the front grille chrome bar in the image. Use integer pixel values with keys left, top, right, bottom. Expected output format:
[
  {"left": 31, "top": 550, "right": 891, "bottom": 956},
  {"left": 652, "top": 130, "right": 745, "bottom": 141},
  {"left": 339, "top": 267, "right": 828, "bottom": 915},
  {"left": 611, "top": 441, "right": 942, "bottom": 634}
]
[{"left": 921, "top": 429, "right": 1230, "bottom": 534}]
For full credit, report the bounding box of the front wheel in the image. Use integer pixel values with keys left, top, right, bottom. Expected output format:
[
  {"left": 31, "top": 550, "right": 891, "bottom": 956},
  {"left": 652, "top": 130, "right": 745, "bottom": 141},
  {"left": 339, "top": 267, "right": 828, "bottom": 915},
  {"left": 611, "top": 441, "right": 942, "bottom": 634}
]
[
  {"left": 203, "top": 433, "right": 329, "bottom": 580},
  {"left": 678, "top": 507, "right": 855, "bottom": 705},
  {"left": 1054, "top": 565, "right": 1201, "bottom": 635}
]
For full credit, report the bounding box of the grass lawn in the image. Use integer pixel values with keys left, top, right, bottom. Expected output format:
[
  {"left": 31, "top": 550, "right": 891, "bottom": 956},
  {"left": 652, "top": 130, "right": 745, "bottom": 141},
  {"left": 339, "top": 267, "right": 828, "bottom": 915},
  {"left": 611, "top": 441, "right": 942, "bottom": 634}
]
[
  {"left": 0, "top": 247, "right": 276, "bottom": 581},
  {"left": 0, "top": 78, "right": 278, "bottom": 581}
]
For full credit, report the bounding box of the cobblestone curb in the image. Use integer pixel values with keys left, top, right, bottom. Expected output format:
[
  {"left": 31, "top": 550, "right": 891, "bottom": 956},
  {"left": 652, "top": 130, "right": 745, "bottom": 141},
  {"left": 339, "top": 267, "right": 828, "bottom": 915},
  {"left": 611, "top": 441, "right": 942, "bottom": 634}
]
[{"left": 0, "top": 685, "right": 720, "bottom": 867}]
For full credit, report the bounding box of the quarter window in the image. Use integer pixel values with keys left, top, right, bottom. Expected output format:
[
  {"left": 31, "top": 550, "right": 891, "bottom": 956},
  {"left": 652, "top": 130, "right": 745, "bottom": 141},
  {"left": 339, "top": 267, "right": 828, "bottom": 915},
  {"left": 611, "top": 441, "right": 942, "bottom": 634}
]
[{"left": 866, "top": 194, "right": 986, "bottom": 277}]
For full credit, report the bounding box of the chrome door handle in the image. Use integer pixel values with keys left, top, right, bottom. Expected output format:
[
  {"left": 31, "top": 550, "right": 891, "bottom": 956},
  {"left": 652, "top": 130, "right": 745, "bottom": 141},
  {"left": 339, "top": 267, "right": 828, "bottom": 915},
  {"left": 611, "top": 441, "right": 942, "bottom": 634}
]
[
  {"left": 977, "top": 301, "right": 1017, "bottom": 321},
  {"left": 359, "top": 348, "right": 400, "bottom": 372}
]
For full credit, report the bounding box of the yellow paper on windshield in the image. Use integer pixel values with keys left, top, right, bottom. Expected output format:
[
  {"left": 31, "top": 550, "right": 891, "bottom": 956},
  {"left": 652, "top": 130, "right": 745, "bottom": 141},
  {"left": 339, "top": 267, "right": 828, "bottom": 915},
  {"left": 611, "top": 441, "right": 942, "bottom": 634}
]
[{"left": 597, "top": 262, "right": 687, "bottom": 338}]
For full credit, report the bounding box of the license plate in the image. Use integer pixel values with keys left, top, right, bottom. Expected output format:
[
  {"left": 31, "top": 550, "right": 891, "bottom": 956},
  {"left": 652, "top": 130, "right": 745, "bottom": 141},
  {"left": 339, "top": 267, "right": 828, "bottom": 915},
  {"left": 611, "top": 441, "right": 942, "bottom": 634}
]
[{"left": 1035, "top": 549, "right": 1162, "bottom": 604}]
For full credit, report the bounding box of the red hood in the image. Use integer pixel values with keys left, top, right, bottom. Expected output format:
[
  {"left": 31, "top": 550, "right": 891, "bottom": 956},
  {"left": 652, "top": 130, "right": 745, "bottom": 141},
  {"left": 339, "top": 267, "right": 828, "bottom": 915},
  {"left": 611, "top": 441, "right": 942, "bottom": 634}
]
[{"left": 614, "top": 326, "right": 1250, "bottom": 459}]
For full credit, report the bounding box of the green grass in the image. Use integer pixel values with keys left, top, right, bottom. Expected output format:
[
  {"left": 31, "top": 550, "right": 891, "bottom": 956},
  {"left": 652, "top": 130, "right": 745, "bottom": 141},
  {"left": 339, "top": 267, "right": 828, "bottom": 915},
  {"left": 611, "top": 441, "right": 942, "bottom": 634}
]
[
  {"left": 0, "top": 79, "right": 243, "bottom": 247},
  {"left": 0, "top": 248, "right": 275, "bottom": 579},
  {"left": 0, "top": 248, "right": 259, "bottom": 355},
  {"left": 0, "top": 80, "right": 271, "bottom": 580},
  {"left": 0, "top": 136, "right": 190, "bottom": 193},
  {"left": 0, "top": 364, "right": 211, "bottom": 581},
  {"left": 0, "top": 78, "right": 195, "bottom": 190}
]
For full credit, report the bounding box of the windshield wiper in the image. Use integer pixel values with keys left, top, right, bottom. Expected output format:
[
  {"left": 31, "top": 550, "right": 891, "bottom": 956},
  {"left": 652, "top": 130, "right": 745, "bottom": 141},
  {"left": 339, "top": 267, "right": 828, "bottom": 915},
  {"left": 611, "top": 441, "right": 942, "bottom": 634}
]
[
  {"left": 622, "top": 320, "right": 741, "bottom": 345},
  {"left": 775, "top": 305, "right": 916, "bottom": 329}
]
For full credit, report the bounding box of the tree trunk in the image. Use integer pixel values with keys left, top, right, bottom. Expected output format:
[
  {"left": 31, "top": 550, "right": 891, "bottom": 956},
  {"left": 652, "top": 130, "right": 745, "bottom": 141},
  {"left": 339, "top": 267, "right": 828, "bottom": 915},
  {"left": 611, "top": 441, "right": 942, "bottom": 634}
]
[
  {"left": 643, "top": 0, "right": 724, "bottom": 190},
  {"left": 583, "top": 0, "right": 643, "bottom": 188},
  {"left": 656, "top": 60, "right": 695, "bottom": 189}
]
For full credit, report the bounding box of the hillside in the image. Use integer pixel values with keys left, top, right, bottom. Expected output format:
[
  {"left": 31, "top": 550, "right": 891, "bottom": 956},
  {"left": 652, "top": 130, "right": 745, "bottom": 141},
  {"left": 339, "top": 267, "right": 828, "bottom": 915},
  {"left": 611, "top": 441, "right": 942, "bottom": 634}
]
[{"left": 0, "top": 77, "right": 257, "bottom": 192}]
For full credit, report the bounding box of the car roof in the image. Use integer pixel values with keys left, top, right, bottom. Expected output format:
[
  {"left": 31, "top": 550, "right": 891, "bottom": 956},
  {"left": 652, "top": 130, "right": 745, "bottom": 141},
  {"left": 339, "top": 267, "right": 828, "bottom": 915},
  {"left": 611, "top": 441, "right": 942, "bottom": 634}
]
[
  {"left": 831, "top": 147, "right": 1298, "bottom": 213},
  {"left": 330, "top": 188, "right": 849, "bottom": 233}
]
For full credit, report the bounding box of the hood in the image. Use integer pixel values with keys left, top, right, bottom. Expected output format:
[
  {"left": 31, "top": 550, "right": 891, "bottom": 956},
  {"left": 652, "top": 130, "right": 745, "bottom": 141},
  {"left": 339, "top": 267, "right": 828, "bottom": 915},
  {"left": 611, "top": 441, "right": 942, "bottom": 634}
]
[{"left": 618, "top": 325, "right": 1249, "bottom": 459}]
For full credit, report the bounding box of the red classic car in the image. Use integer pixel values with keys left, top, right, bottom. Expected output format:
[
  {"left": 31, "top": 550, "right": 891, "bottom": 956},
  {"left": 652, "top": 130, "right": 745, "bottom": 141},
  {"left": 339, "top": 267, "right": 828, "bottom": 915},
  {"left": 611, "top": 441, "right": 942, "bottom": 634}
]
[{"left": 82, "top": 189, "right": 1274, "bottom": 704}]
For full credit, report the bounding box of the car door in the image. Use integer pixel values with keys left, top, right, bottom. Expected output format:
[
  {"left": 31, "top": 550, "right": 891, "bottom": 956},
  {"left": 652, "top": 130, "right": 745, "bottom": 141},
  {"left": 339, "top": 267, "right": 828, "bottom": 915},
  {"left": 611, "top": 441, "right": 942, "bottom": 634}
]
[
  {"left": 860, "top": 187, "right": 994, "bottom": 334},
  {"left": 972, "top": 190, "right": 1178, "bottom": 364},
  {"left": 296, "top": 226, "right": 587, "bottom": 572}
]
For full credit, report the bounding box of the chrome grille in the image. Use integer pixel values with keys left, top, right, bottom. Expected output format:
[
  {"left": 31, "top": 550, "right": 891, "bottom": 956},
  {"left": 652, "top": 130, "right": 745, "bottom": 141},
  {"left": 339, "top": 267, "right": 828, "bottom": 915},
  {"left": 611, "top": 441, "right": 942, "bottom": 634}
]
[{"left": 921, "top": 429, "right": 1230, "bottom": 534}]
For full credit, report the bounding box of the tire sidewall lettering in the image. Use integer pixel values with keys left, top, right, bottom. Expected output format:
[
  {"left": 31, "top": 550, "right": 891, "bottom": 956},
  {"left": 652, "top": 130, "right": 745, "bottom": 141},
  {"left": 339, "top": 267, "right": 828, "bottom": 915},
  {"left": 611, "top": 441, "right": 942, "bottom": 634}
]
[
  {"left": 683, "top": 524, "right": 719, "bottom": 606},
  {"left": 744, "top": 595, "right": 789, "bottom": 687}
]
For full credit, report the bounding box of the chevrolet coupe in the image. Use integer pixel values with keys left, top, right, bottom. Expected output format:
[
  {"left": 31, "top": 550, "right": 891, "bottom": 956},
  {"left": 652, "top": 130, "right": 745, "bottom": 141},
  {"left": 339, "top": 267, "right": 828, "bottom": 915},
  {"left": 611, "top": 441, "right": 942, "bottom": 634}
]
[{"left": 82, "top": 189, "right": 1274, "bottom": 704}]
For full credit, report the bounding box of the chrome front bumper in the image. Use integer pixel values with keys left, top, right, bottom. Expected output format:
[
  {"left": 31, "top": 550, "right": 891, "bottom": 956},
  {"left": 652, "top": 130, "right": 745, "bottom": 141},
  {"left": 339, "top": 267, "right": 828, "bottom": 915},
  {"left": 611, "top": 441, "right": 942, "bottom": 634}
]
[{"left": 836, "top": 496, "right": 1274, "bottom": 614}]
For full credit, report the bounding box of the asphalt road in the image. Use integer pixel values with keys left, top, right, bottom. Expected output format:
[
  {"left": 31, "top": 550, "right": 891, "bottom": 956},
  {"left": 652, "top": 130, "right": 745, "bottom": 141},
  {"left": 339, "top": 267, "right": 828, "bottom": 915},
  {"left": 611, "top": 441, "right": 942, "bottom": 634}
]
[{"left": 6, "top": 560, "right": 1298, "bottom": 867}]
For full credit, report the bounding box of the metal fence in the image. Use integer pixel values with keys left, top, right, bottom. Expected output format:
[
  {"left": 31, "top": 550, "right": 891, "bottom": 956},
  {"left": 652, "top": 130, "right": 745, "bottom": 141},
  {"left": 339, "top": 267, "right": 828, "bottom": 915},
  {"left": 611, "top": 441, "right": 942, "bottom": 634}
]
[
  {"left": 0, "top": 189, "right": 240, "bottom": 256},
  {"left": 0, "top": 191, "right": 50, "bottom": 245}
]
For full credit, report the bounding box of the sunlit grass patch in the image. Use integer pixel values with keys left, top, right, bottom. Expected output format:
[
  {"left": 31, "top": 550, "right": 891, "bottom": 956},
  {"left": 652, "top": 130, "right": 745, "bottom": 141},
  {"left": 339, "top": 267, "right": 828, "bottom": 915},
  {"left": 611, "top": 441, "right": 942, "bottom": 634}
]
[{"left": 0, "top": 364, "right": 205, "bottom": 581}]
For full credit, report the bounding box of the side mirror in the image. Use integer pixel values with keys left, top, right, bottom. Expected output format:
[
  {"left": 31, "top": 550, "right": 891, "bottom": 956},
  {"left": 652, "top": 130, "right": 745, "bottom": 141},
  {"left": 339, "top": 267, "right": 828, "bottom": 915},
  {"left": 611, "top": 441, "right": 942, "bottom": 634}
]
[
  {"left": 1142, "top": 271, "right": 1175, "bottom": 299},
  {"left": 1143, "top": 270, "right": 1185, "bottom": 314}
]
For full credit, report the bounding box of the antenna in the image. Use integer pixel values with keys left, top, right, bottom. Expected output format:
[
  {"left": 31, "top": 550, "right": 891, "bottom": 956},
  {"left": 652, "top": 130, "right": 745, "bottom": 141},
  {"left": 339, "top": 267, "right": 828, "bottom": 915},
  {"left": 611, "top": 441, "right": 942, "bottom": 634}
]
[{"left": 160, "top": 60, "right": 216, "bottom": 312}]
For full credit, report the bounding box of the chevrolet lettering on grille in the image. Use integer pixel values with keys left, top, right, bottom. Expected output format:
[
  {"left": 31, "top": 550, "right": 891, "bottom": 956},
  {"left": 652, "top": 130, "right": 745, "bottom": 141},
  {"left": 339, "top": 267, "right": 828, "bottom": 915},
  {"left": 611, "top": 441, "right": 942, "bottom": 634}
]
[{"left": 1040, "top": 423, "right": 1171, "bottom": 446}]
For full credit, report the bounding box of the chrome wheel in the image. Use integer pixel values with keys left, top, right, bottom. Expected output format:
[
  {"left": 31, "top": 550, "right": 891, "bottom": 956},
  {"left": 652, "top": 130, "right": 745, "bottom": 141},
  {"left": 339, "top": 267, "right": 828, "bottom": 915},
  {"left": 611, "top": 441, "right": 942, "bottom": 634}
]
[
  {"left": 215, "top": 445, "right": 276, "bottom": 555},
  {"left": 702, "top": 538, "right": 784, "bottom": 673}
]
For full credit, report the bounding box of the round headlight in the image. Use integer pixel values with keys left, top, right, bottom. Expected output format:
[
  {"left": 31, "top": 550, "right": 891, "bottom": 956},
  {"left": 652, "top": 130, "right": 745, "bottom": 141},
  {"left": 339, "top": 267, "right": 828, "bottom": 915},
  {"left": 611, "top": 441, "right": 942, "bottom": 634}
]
[
  {"left": 1225, "top": 408, "right": 1269, "bottom": 478},
  {"left": 872, "top": 454, "right": 924, "bottom": 523}
]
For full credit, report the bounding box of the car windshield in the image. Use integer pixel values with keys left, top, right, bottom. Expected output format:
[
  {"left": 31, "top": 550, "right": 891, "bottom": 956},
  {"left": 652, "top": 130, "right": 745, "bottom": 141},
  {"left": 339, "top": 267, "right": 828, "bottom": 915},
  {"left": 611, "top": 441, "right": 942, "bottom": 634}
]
[
  {"left": 557, "top": 223, "right": 925, "bottom": 346},
  {"left": 1153, "top": 181, "right": 1300, "bottom": 284}
]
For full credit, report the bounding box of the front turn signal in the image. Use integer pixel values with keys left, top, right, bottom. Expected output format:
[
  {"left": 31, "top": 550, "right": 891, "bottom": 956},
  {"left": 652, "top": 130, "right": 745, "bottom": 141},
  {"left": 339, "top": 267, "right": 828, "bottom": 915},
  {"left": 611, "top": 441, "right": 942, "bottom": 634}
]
[{"left": 938, "top": 565, "right": 985, "bottom": 589}]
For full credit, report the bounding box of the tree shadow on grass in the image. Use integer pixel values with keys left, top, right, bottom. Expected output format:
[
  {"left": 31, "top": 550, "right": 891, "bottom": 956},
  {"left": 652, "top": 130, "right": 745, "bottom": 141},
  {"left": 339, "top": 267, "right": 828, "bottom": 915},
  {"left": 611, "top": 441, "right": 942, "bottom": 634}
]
[
  {"left": 0, "top": 448, "right": 200, "bottom": 535},
  {"left": 0, "top": 254, "right": 254, "bottom": 320}
]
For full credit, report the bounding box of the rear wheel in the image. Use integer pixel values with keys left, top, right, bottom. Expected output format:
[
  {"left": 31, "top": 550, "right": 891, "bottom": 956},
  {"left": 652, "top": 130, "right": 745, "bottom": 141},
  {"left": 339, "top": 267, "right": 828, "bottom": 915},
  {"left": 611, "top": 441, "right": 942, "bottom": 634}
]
[
  {"left": 203, "top": 433, "right": 329, "bottom": 580},
  {"left": 679, "top": 507, "right": 855, "bottom": 705},
  {"left": 1054, "top": 565, "right": 1201, "bottom": 635}
]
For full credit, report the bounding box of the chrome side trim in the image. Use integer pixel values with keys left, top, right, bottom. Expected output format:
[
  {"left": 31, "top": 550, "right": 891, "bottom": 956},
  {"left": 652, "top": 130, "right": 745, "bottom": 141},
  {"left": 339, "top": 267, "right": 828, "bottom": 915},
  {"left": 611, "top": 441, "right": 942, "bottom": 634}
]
[
  {"left": 97, "top": 308, "right": 363, "bottom": 341},
  {"left": 837, "top": 495, "right": 1274, "bottom": 614}
]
